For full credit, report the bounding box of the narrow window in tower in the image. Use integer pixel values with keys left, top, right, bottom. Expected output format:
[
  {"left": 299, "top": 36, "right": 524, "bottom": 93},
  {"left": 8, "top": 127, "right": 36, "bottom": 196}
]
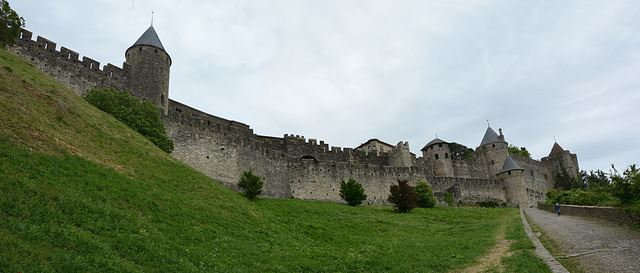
[
  {"left": 435, "top": 154, "right": 439, "bottom": 160},
  {"left": 139, "top": 47, "right": 142, "bottom": 53},
  {"left": 161, "top": 95, "right": 165, "bottom": 106},
  {"left": 445, "top": 153, "right": 449, "bottom": 158},
  {"left": 439, "top": 143, "right": 443, "bottom": 147},
  {"left": 154, "top": 50, "right": 157, "bottom": 56},
  {"left": 491, "top": 160, "right": 494, "bottom": 165},
  {"left": 508, "top": 171, "right": 512, "bottom": 175}
]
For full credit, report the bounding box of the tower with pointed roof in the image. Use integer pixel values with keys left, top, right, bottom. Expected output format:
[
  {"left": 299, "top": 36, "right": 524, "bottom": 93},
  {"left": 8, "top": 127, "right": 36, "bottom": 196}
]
[
  {"left": 125, "top": 25, "right": 171, "bottom": 115},
  {"left": 421, "top": 138, "right": 454, "bottom": 177},
  {"left": 496, "top": 153, "right": 528, "bottom": 207},
  {"left": 476, "top": 126, "right": 509, "bottom": 177},
  {"left": 542, "top": 141, "right": 580, "bottom": 182}
]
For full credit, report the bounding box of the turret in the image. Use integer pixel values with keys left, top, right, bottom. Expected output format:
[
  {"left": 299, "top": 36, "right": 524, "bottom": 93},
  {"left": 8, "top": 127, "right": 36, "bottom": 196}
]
[
  {"left": 125, "top": 25, "right": 171, "bottom": 115},
  {"left": 421, "top": 138, "right": 454, "bottom": 177},
  {"left": 542, "top": 141, "right": 580, "bottom": 186},
  {"left": 476, "top": 126, "right": 508, "bottom": 177},
  {"left": 497, "top": 153, "right": 528, "bottom": 207}
]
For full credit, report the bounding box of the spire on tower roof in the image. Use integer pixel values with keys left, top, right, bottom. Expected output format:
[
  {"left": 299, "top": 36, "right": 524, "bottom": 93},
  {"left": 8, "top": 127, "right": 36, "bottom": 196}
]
[
  {"left": 497, "top": 154, "right": 524, "bottom": 175},
  {"left": 130, "top": 25, "right": 166, "bottom": 52},
  {"left": 548, "top": 142, "right": 565, "bottom": 157},
  {"left": 479, "top": 126, "right": 505, "bottom": 146}
]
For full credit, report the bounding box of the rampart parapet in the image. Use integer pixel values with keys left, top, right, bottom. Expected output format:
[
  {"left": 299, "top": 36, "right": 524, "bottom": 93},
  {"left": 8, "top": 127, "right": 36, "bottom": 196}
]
[
  {"left": 10, "top": 26, "right": 578, "bottom": 208},
  {"left": 11, "top": 28, "right": 128, "bottom": 96}
]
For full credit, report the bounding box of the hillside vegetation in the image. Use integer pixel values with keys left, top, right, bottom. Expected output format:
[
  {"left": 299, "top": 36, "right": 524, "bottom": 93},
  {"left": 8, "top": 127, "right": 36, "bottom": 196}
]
[{"left": 0, "top": 48, "right": 548, "bottom": 272}]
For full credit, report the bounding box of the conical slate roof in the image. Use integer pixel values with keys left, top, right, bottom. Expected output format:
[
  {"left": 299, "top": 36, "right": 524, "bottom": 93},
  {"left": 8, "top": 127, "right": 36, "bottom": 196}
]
[
  {"left": 480, "top": 126, "right": 504, "bottom": 146},
  {"left": 497, "top": 154, "right": 524, "bottom": 175},
  {"left": 421, "top": 138, "right": 447, "bottom": 151},
  {"left": 548, "top": 142, "right": 565, "bottom": 156},
  {"left": 131, "top": 26, "right": 166, "bottom": 51}
]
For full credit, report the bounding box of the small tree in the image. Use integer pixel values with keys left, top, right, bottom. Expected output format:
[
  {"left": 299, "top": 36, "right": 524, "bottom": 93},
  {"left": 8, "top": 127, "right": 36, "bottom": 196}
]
[
  {"left": 444, "top": 193, "right": 455, "bottom": 207},
  {"left": 449, "top": 142, "right": 474, "bottom": 160},
  {"left": 413, "top": 181, "right": 436, "bottom": 208},
  {"left": 0, "top": 0, "right": 25, "bottom": 47},
  {"left": 339, "top": 178, "right": 367, "bottom": 206},
  {"left": 238, "top": 170, "right": 263, "bottom": 200},
  {"left": 388, "top": 179, "right": 418, "bottom": 212},
  {"left": 508, "top": 145, "right": 531, "bottom": 158},
  {"left": 611, "top": 164, "right": 640, "bottom": 205},
  {"left": 84, "top": 87, "right": 174, "bottom": 153}
]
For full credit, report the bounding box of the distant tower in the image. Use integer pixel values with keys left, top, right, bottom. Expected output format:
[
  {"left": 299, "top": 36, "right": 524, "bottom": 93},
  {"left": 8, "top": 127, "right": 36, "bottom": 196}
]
[
  {"left": 542, "top": 141, "right": 580, "bottom": 187},
  {"left": 421, "top": 138, "right": 454, "bottom": 177},
  {"left": 497, "top": 153, "right": 528, "bottom": 207},
  {"left": 125, "top": 24, "right": 171, "bottom": 115},
  {"left": 476, "top": 126, "right": 508, "bottom": 177}
]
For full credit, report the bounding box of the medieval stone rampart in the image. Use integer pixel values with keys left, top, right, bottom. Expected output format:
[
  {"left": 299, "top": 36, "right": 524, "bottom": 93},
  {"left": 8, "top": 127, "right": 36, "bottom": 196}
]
[
  {"left": 10, "top": 28, "right": 579, "bottom": 208},
  {"left": 10, "top": 29, "right": 129, "bottom": 96}
]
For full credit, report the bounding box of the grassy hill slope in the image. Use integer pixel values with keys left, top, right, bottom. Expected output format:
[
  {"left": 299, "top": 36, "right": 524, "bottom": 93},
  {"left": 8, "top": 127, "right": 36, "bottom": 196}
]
[{"left": 0, "top": 48, "right": 548, "bottom": 272}]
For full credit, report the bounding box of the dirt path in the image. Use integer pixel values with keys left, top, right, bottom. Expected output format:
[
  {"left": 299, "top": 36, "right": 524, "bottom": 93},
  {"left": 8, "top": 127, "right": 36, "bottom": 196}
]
[
  {"left": 460, "top": 221, "right": 512, "bottom": 273},
  {"left": 524, "top": 208, "right": 640, "bottom": 272}
]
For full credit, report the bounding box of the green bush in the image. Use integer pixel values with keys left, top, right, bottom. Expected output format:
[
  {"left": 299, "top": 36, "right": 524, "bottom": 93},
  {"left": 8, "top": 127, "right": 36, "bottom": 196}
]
[
  {"left": 546, "top": 189, "right": 559, "bottom": 200},
  {"left": 611, "top": 164, "right": 640, "bottom": 205},
  {"left": 83, "top": 88, "right": 174, "bottom": 153},
  {"left": 238, "top": 170, "right": 263, "bottom": 200},
  {"left": 388, "top": 179, "right": 418, "bottom": 213},
  {"left": 339, "top": 178, "right": 367, "bottom": 206},
  {"left": 444, "top": 193, "right": 455, "bottom": 207},
  {"left": 413, "top": 181, "right": 436, "bottom": 208},
  {"left": 476, "top": 200, "right": 500, "bottom": 208}
]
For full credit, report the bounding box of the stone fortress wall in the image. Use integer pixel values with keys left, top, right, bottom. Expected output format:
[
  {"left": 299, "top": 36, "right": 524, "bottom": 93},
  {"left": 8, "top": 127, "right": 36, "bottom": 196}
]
[{"left": 10, "top": 28, "right": 580, "bottom": 207}]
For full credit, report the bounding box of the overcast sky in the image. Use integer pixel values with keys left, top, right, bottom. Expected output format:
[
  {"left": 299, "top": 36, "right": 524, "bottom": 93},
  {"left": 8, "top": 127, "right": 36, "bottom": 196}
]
[{"left": 11, "top": 0, "right": 640, "bottom": 173}]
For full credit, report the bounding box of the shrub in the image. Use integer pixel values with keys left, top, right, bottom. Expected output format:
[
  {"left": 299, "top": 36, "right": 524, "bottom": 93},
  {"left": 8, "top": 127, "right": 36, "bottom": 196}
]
[
  {"left": 444, "top": 193, "right": 455, "bottom": 207},
  {"left": 546, "top": 189, "right": 559, "bottom": 200},
  {"left": 413, "top": 181, "right": 436, "bottom": 208},
  {"left": 238, "top": 170, "right": 263, "bottom": 200},
  {"left": 339, "top": 178, "right": 367, "bottom": 206},
  {"left": 611, "top": 164, "right": 640, "bottom": 205},
  {"left": 388, "top": 179, "right": 418, "bottom": 213},
  {"left": 476, "top": 200, "right": 500, "bottom": 208},
  {"left": 83, "top": 88, "right": 174, "bottom": 153}
]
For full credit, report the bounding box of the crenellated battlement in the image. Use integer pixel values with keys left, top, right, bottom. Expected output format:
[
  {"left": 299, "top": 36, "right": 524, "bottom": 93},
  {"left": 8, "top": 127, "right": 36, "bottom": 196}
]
[
  {"left": 10, "top": 25, "right": 577, "bottom": 207},
  {"left": 12, "top": 28, "right": 129, "bottom": 96}
]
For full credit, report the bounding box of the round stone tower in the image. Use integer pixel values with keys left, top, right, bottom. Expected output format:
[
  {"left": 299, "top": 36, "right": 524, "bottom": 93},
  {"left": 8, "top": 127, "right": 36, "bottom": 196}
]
[
  {"left": 125, "top": 25, "right": 171, "bottom": 115},
  {"left": 476, "top": 126, "right": 509, "bottom": 177},
  {"left": 497, "top": 153, "right": 528, "bottom": 207},
  {"left": 421, "top": 138, "right": 454, "bottom": 177}
]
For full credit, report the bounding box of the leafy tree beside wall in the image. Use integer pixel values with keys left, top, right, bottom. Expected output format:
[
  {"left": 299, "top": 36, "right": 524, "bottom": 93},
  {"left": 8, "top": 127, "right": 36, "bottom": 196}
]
[
  {"left": 449, "top": 142, "right": 474, "bottom": 160},
  {"left": 413, "top": 181, "right": 436, "bottom": 208},
  {"left": 238, "top": 170, "right": 264, "bottom": 200},
  {"left": 83, "top": 87, "right": 174, "bottom": 153},
  {"left": 339, "top": 178, "right": 367, "bottom": 206},
  {"left": 388, "top": 179, "right": 418, "bottom": 212},
  {"left": 508, "top": 145, "right": 531, "bottom": 158},
  {"left": 0, "top": 0, "right": 24, "bottom": 47}
]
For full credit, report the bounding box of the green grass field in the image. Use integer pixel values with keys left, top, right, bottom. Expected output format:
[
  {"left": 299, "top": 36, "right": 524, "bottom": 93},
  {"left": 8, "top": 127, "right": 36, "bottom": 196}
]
[{"left": 0, "top": 48, "right": 549, "bottom": 272}]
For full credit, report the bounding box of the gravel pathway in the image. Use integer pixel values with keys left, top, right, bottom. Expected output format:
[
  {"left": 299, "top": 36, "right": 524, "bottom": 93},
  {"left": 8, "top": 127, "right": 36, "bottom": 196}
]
[{"left": 524, "top": 208, "right": 640, "bottom": 273}]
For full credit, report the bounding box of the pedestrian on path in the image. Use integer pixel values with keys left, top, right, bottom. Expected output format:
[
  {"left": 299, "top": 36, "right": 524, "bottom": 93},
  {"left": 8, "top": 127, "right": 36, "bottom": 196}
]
[{"left": 555, "top": 202, "right": 561, "bottom": 216}]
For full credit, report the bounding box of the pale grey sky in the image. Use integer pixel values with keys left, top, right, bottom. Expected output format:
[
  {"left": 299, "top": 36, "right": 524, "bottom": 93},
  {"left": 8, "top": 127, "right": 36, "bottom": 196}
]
[{"left": 11, "top": 0, "right": 640, "bottom": 172}]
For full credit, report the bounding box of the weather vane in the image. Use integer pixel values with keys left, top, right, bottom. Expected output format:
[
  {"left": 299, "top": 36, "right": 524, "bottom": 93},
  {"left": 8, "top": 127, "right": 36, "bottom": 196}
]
[{"left": 151, "top": 11, "right": 154, "bottom": 26}]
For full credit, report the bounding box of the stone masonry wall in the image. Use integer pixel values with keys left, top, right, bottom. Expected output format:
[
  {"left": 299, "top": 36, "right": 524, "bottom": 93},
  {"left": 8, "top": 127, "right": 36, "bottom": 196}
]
[
  {"left": 10, "top": 28, "right": 566, "bottom": 207},
  {"left": 539, "top": 203, "right": 640, "bottom": 225},
  {"left": 290, "top": 160, "right": 506, "bottom": 206},
  {"left": 10, "top": 29, "right": 128, "bottom": 96}
]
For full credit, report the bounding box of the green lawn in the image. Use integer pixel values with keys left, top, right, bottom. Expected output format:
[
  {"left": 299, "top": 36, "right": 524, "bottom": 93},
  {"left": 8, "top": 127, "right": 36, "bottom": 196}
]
[{"left": 0, "top": 47, "right": 548, "bottom": 272}]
